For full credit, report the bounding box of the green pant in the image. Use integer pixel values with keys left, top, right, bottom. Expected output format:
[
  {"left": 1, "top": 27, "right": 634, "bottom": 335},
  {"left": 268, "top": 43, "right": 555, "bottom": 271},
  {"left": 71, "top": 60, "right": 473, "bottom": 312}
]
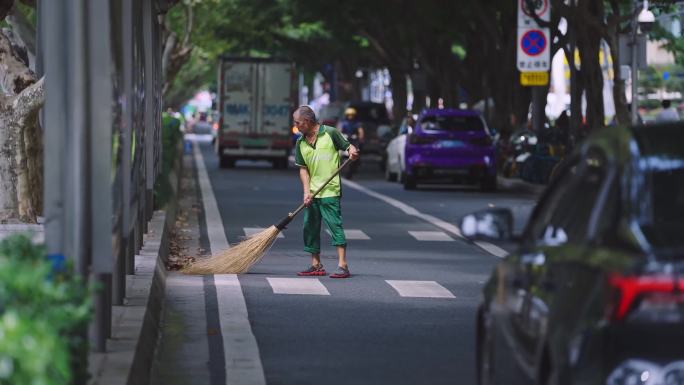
[{"left": 303, "top": 197, "right": 347, "bottom": 254}]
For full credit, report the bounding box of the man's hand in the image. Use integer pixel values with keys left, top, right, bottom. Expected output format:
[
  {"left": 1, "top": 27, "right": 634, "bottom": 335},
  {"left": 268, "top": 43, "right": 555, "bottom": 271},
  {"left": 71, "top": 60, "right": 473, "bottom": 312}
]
[
  {"left": 303, "top": 192, "right": 313, "bottom": 207},
  {"left": 348, "top": 145, "right": 360, "bottom": 161}
]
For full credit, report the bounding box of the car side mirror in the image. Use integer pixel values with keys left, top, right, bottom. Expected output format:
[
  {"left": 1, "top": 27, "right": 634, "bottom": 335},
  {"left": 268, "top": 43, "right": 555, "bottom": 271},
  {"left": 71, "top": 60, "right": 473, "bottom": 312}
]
[{"left": 460, "top": 208, "right": 514, "bottom": 242}]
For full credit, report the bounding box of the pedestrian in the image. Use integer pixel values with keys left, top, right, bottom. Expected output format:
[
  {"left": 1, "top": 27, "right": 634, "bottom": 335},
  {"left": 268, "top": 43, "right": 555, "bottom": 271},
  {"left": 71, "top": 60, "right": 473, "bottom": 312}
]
[
  {"left": 292, "top": 105, "right": 360, "bottom": 278},
  {"left": 656, "top": 99, "right": 679, "bottom": 123},
  {"left": 338, "top": 107, "right": 365, "bottom": 179}
]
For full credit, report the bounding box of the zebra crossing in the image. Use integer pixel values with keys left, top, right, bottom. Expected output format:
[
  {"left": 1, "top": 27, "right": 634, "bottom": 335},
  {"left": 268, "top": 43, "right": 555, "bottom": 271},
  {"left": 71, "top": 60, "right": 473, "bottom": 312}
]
[
  {"left": 242, "top": 227, "right": 457, "bottom": 242},
  {"left": 264, "top": 277, "right": 456, "bottom": 299}
]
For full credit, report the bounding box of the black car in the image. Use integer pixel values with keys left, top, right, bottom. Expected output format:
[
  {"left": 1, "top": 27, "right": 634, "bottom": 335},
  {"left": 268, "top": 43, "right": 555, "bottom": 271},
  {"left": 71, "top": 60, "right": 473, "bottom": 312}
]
[{"left": 461, "top": 123, "right": 684, "bottom": 385}]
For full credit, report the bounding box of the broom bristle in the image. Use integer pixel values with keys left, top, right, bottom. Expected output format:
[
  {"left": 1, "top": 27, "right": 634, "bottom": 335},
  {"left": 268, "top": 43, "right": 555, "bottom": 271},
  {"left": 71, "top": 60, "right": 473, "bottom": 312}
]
[{"left": 181, "top": 225, "right": 281, "bottom": 275}]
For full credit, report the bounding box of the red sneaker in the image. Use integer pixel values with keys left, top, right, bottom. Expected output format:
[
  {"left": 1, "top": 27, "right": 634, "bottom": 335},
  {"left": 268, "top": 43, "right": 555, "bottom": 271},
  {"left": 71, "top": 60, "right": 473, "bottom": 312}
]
[
  {"left": 297, "top": 264, "right": 327, "bottom": 276},
  {"left": 330, "top": 266, "right": 351, "bottom": 279}
]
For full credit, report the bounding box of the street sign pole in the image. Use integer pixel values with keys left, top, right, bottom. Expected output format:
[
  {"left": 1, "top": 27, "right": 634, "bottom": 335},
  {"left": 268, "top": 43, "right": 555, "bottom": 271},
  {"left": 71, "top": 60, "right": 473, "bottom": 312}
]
[{"left": 517, "top": 0, "right": 551, "bottom": 131}]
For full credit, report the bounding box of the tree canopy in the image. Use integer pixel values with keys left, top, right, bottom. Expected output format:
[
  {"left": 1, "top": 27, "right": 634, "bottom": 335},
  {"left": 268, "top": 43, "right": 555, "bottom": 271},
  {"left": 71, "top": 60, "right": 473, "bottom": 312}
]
[{"left": 165, "top": 0, "right": 684, "bottom": 133}]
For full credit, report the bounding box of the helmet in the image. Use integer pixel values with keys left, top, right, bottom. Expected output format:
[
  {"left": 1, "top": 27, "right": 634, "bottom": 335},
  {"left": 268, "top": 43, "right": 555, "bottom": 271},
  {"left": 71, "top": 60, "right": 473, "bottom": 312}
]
[{"left": 344, "top": 107, "right": 357, "bottom": 117}]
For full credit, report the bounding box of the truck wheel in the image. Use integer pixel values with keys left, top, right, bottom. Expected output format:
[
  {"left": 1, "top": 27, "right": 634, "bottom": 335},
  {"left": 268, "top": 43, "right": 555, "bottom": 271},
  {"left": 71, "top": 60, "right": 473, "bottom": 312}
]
[
  {"left": 403, "top": 173, "right": 417, "bottom": 190},
  {"left": 220, "top": 155, "right": 235, "bottom": 169}
]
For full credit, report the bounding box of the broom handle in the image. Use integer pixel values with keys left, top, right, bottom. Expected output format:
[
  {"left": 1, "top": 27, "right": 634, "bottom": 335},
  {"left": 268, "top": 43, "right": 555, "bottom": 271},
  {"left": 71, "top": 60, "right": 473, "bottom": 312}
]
[{"left": 276, "top": 158, "right": 354, "bottom": 230}]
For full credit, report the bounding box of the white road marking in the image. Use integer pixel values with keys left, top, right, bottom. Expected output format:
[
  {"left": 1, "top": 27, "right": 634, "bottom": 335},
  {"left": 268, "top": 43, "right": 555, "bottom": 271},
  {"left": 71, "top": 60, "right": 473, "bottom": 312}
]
[
  {"left": 408, "top": 231, "right": 455, "bottom": 242},
  {"left": 343, "top": 179, "right": 509, "bottom": 258},
  {"left": 386, "top": 280, "right": 456, "bottom": 298},
  {"left": 343, "top": 179, "right": 463, "bottom": 237},
  {"left": 325, "top": 229, "right": 371, "bottom": 240},
  {"left": 474, "top": 241, "right": 509, "bottom": 258},
  {"left": 244, "top": 227, "right": 284, "bottom": 239},
  {"left": 193, "top": 141, "right": 266, "bottom": 385},
  {"left": 267, "top": 278, "right": 330, "bottom": 296}
]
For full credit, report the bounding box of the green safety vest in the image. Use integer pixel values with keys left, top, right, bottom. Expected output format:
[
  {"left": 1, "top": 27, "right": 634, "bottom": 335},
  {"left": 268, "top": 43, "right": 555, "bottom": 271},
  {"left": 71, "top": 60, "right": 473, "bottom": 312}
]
[{"left": 294, "top": 125, "right": 350, "bottom": 198}]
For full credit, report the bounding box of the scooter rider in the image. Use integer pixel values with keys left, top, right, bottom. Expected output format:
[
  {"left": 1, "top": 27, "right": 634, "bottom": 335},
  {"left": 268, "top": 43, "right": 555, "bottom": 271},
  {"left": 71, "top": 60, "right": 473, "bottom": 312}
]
[{"left": 339, "top": 108, "right": 365, "bottom": 179}]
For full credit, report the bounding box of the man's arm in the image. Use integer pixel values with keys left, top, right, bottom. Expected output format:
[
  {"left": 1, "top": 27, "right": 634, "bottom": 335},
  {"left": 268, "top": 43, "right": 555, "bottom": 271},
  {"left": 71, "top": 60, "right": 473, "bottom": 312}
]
[
  {"left": 299, "top": 166, "right": 313, "bottom": 207},
  {"left": 328, "top": 125, "right": 359, "bottom": 160}
]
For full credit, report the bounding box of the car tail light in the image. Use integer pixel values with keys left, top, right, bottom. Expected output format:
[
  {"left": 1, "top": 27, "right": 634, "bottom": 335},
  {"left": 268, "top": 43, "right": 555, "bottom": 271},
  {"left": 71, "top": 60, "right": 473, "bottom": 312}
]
[
  {"left": 608, "top": 274, "right": 684, "bottom": 321},
  {"left": 409, "top": 134, "right": 437, "bottom": 145}
]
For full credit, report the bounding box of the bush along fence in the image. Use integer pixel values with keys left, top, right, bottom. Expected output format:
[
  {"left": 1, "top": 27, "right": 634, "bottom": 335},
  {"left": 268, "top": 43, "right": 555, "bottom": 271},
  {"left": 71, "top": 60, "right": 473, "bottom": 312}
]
[{"left": 0, "top": 235, "right": 92, "bottom": 385}]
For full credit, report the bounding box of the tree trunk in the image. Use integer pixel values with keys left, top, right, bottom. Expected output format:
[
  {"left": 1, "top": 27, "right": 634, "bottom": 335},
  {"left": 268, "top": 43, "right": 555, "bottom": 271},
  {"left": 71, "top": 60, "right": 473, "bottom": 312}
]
[
  {"left": 0, "top": 28, "right": 43, "bottom": 223},
  {"left": 577, "top": 31, "right": 605, "bottom": 130},
  {"left": 605, "top": 26, "right": 630, "bottom": 125},
  {"left": 0, "top": 96, "right": 19, "bottom": 222},
  {"left": 388, "top": 66, "right": 407, "bottom": 124},
  {"left": 161, "top": 4, "right": 193, "bottom": 96}
]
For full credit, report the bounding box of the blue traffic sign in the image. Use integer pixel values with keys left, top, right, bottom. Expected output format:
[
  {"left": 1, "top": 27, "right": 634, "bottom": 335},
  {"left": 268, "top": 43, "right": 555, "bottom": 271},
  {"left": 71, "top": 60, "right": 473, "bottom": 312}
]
[{"left": 521, "top": 30, "right": 547, "bottom": 57}]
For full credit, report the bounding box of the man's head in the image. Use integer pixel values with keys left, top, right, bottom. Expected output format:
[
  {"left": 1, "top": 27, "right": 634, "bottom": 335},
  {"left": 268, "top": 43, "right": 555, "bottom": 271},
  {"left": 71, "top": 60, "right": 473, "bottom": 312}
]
[
  {"left": 293, "top": 105, "right": 318, "bottom": 136},
  {"left": 344, "top": 107, "right": 357, "bottom": 120},
  {"left": 662, "top": 99, "right": 672, "bottom": 109}
]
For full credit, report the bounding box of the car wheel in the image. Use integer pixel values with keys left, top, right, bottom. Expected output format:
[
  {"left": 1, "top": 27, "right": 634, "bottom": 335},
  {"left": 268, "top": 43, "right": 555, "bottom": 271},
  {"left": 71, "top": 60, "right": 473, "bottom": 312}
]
[
  {"left": 480, "top": 174, "right": 497, "bottom": 192},
  {"left": 477, "top": 307, "right": 495, "bottom": 385},
  {"left": 220, "top": 155, "right": 235, "bottom": 169},
  {"left": 385, "top": 159, "right": 397, "bottom": 182},
  {"left": 403, "top": 173, "right": 417, "bottom": 190}
]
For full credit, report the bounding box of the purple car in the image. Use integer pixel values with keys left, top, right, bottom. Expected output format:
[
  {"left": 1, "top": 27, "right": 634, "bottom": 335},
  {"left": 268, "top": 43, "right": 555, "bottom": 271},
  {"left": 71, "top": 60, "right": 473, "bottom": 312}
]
[{"left": 402, "top": 109, "right": 496, "bottom": 190}]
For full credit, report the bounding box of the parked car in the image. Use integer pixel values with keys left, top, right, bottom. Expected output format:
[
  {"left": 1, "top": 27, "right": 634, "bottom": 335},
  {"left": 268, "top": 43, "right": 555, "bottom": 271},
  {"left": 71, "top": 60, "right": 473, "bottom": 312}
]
[
  {"left": 384, "top": 115, "right": 415, "bottom": 181},
  {"left": 387, "top": 108, "right": 496, "bottom": 190},
  {"left": 461, "top": 123, "right": 684, "bottom": 385}
]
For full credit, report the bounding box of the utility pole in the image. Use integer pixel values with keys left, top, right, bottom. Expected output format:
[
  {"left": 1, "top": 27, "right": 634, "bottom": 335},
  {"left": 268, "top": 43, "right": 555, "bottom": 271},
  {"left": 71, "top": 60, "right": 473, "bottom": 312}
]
[{"left": 631, "top": 1, "right": 640, "bottom": 125}]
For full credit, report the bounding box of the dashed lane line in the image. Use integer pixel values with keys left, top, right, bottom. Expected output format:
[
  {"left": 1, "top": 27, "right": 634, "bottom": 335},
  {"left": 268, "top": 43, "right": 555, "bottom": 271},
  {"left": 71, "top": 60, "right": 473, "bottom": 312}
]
[
  {"left": 408, "top": 231, "right": 455, "bottom": 242},
  {"left": 266, "top": 277, "right": 330, "bottom": 296},
  {"left": 325, "top": 228, "right": 371, "bottom": 240},
  {"left": 386, "top": 280, "right": 456, "bottom": 298},
  {"left": 244, "top": 227, "right": 285, "bottom": 239},
  {"left": 342, "top": 179, "right": 509, "bottom": 258}
]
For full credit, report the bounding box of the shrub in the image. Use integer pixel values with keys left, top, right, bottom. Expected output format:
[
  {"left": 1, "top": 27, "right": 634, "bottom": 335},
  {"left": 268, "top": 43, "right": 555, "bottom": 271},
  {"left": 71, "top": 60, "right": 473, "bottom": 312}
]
[
  {"left": 154, "top": 113, "right": 184, "bottom": 209},
  {"left": 0, "top": 235, "right": 91, "bottom": 385}
]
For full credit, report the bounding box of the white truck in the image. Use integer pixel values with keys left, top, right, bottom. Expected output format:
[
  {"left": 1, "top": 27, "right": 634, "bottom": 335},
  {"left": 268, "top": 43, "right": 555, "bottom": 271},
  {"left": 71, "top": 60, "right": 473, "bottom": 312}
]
[{"left": 215, "top": 57, "right": 296, "bottom": 169}]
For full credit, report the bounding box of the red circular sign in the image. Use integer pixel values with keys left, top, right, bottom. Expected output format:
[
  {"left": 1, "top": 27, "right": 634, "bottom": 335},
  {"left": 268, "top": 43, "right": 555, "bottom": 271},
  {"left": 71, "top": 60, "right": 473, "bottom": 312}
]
[
  {"left": 520, "top": 30, "right": 547, "bottom": 56},
  {"left": 520, "top": 0, "right": 549, "bottom": 17}
]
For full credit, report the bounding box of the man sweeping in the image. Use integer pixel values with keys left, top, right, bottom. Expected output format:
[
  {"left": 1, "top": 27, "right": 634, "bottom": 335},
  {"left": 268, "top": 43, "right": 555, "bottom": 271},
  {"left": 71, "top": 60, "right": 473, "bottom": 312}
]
[{"left": 293, "top": 105, "right": 359, "bottom": 278}]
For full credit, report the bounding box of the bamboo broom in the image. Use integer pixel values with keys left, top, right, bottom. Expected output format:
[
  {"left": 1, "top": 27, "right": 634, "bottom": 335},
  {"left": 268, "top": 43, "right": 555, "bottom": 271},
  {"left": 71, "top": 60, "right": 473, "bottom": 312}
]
[{"left": 182, "top": 158, "right": 354, "bottom": 275}]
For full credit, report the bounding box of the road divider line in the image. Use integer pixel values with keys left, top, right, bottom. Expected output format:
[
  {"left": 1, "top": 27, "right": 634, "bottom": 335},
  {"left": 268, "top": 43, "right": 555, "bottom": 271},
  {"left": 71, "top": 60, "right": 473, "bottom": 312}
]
[
  {"left": 408, "top": 231, "right": 455, "bottom": 242},
  {"left": 267, "top": 277, "right": 330, "bottom": 295},
  {"left": 474, "top": 241, "right": 509, "bottom": 258},
  {"left": 386, "top": 280, "right": 456, "bottom": 298},
  {"left": 193, "top": 141, "right": 267, "bottom": 385},
  {"left": 343, "top": 179, "right": 509, "bottom": 258},
  {"left": 325, "top": 228, "right": 371, "bottom": 240}
]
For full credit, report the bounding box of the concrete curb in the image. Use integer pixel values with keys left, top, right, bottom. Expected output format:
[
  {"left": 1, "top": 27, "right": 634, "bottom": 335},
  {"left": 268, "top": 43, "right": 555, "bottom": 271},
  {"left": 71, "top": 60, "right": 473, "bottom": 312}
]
[
  {"left": 0, "top": 224, "right": 44, "bottom": 243},
  {"left": 89, "top": 143, "right": 183, "bottom": 385},
  {"left": 497, "top": 176, "right": 546, "bottom": 195}
]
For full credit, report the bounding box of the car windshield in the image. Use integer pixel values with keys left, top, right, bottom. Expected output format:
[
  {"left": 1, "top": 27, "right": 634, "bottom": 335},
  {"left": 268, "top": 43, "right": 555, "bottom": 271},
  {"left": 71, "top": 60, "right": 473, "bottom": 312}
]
[
  {"left": 420, "top": 115, "right": 484, "bottom": 132},
  {"left": 634, "top": 158, "right": 684, "bottom": 253},
  {"left": 632, "top": 129, "right": 684, "bottom": 254}
]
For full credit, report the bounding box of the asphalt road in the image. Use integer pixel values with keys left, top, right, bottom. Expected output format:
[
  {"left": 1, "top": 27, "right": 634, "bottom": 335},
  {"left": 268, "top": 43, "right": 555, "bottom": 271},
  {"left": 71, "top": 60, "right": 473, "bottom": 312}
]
[{"left": 199, "top": 140, "right": 537, "bottom": 385}]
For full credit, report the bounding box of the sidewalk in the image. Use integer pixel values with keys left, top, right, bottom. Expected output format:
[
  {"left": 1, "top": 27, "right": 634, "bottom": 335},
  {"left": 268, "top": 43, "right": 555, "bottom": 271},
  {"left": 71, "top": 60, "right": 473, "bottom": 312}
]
[{"left": 497, "top": 175, "right": 546, "bottom": 195}]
